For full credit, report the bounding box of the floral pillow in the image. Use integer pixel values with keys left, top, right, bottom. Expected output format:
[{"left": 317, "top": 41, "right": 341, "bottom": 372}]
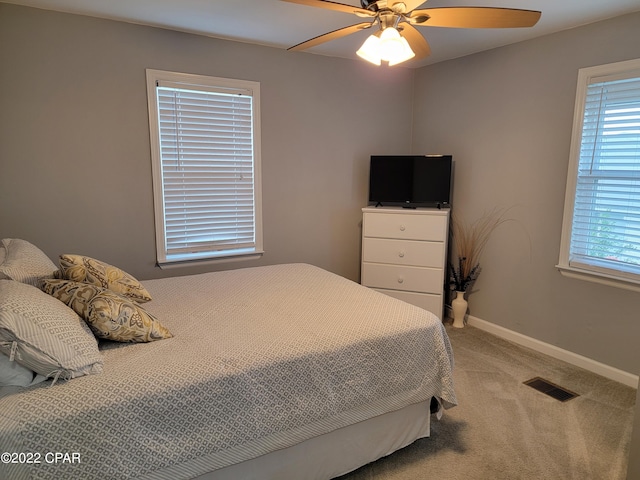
[
  {"left": 58, "top": 254, "right": 152, "bottom": 303},
  {"left": 41, "top": 279, "right": 101, "bottom": 316},
  {"left": 41, "top": 279, "right": 172, "bottom": 343}
]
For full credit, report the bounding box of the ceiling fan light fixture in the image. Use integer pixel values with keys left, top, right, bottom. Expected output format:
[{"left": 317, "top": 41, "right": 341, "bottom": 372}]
[
  {"left": 357, "top": 27, "right": 415, "bottom": 66},
  {"left": 379, "top": 27, "right": 415, "bottom": 66},
  {"left": 387, "top": 39, "right": 415, "bottom": 65},
  {"left": 356, "top": 34, "right": 382, "bottom": 65}
]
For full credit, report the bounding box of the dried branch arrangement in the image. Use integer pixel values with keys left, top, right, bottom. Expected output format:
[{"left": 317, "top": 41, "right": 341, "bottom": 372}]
[{"left": 449, "top": 208, "right": 509, "bottom": 292}]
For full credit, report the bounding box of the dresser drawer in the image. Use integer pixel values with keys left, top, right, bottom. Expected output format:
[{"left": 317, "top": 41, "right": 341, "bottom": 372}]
[
  {"left": 361, "top": 263, "right": 443, "bottom": 294},
  {"left": 362, "top": 238, "right": 445, "bottom": 268},
  {"left": 363, "top": 212, "right": 447, "bottom": 241},
  {"left": 372, "top": 288, "right": 442, "bottom": 317}
]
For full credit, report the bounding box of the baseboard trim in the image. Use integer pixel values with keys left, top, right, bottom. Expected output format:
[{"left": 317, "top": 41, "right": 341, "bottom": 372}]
[{"left": 445, "top": 307, "right": 638, "bottom": 389}]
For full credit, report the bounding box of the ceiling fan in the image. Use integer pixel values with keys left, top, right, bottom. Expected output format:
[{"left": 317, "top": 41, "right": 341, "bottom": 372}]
[{"left": 281, "top": 0, "right": 541, "bottom": 66}]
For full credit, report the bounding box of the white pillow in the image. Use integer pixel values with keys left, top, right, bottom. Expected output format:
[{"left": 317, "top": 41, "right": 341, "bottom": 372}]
[
  {"left": 0, "top": 352, "right": 47, "bottom": 387},
  {"left": 0, "top": 238, "right": 58, "bottom": 286},
  {"left": 0, "top": 279, "right": 103, "bottom": 380}
]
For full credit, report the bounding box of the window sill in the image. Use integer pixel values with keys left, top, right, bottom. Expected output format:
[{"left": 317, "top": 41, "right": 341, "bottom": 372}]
[
  {"left": 157, "top": 250, "right": 264, "bottom": 270},
  {"left": 556, "top": 264, "right": 640, "bottom": 293}
]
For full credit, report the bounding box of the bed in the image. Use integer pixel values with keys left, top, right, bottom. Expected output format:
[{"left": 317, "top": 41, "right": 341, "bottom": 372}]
[{"left": 0, "top": 242, "right": 457, "bottom": 480}]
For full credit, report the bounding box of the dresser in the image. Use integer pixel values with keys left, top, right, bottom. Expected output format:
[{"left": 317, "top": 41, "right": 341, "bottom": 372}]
[{"left": 361, "top": 207, "right": 449, "bottom": 318}]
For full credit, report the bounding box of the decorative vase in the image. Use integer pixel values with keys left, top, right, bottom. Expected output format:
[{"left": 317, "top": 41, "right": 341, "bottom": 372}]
[{"left": 451, "top": 290, "right": 467, "bottom": 328}]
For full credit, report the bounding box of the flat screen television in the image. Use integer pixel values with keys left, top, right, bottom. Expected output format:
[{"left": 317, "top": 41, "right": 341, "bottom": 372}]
[{"left": 368, "top": 155, "right": 452, "bottom": 208}]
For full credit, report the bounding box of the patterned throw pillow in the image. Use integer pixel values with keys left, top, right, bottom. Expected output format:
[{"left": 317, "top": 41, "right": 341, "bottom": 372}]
[
  {"left": 58, "top": 254, "right": 152, "bottom": 303},
  {"left": 40, "top": 279, "right": 101, "bottom": 318},
  {"left": 0, "top": 239, "right": 58, "bottom": 286},
  {"left": 0, "top": 280, "right": 103, "bottom": 380},
  {"left": 41, "top": 279, "right": 172, "bottom": 343}
]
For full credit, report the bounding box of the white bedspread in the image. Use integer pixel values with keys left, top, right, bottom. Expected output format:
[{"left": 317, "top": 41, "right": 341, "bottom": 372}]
[{"left": 0, "top": 264, "right": 456, "bottom": 480}]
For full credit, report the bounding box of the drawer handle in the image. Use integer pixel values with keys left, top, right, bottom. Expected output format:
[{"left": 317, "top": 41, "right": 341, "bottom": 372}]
[
  {"left": 397, "top": 277, "right": 404, "bottom": 284},
  {"left": 398, "top": 251, "right": 405, "bottom": 258},
  {"left": 399, "top": 225, "right": 406, "bottom": 231}
]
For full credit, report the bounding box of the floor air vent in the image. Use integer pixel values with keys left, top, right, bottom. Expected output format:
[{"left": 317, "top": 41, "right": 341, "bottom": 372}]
[{"left": 523, "top": 377, "right": 579, "bottom": 402}]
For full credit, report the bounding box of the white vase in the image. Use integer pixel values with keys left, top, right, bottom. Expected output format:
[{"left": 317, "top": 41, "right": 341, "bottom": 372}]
[{"left": 451, "top": 291, "right": 467, "bottom": 328}]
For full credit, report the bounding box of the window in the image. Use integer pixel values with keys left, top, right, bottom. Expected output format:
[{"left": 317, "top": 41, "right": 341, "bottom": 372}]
[
  {"left": 558, "top": 58, "right": 640, "bottom": 291},
  {"left": 146, "top": 70, "right": 263, "bottom": 266}
]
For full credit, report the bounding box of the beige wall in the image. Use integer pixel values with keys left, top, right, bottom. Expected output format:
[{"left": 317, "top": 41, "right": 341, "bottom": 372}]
[
  {"left": 0, "top": 3, "right": 414, "bottom": 282},
  {"left": 412, "top": 12, "right": 640, "bottom": 374}
]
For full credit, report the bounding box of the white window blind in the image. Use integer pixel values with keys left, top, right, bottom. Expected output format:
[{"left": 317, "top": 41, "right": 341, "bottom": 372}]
[
  {"left": 559, "top": 59, "right": 640, "bottom": 289},
  {"left": 146, "top": 70, "right": 262, "bottom": 265}
]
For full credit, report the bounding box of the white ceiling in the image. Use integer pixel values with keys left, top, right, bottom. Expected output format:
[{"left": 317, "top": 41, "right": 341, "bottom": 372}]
[{"left": 4, "top": 0, "right": 640, "bottom": 67}]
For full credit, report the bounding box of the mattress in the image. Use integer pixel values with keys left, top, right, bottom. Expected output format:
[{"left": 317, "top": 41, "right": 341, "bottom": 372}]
[{"left": 0, "top": 263, "right": 456, "bottom": 480}]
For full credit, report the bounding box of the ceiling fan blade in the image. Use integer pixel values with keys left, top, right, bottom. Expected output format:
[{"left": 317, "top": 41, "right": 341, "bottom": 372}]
[
  {"left": 399, "top": 23, "right": 431, "bottom": 60},
  {"left": 288, "top": 22, "right": 373, "bottom": 51},
  {"left": 410, "top": 7, "right": 541, "bottom": 28},
  {"left": 280, "top": 0, "right": 375, "bottom": 17}
]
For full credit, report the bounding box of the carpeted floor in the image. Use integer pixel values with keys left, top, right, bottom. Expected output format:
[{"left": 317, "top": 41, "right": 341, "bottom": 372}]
[{"left": 337, "top": 323, "right": 637, "bottom": 480}]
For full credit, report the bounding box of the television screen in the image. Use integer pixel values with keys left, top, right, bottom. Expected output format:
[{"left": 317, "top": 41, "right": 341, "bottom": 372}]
[{"left": 368, "top": 155, "right": 452, "bottom": 207}]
